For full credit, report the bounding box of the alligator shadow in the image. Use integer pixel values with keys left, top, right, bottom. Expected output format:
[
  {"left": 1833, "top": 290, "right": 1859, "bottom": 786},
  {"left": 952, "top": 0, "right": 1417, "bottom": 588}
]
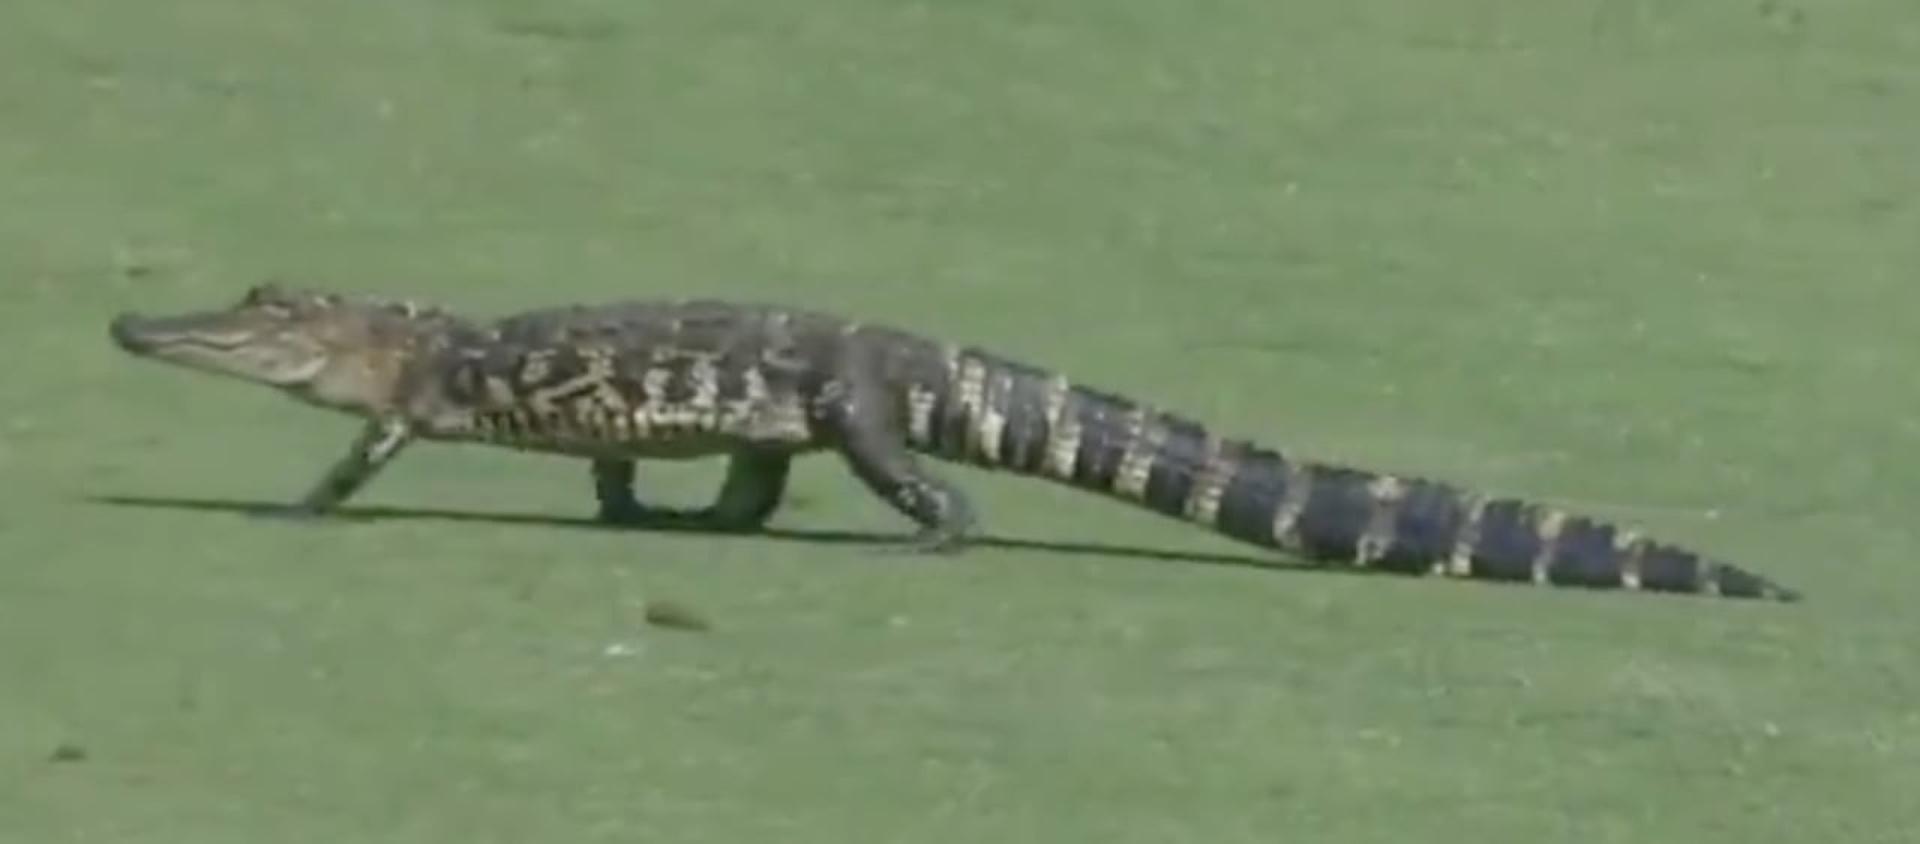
[{"left": 87, "top": 493, "right": 1319, "bottom": 575}]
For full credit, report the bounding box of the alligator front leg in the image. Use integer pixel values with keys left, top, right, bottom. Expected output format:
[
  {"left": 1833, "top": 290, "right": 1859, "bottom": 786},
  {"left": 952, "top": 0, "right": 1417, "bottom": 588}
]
[
  {"left": 271, "top": 417, "right": 414, "bottom": 518},
  {"left": 593, "top": 450, "right": 792, "bottom": 532}
]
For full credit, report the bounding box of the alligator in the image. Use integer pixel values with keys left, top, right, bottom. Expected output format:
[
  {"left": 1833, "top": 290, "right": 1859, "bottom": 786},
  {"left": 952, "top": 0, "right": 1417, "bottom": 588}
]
[{"left": 107, "top": 283, "right": 1799, "bottom": 602}]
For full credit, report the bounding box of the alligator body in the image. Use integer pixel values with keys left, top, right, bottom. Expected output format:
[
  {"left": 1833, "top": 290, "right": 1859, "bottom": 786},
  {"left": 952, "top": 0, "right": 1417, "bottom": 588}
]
[{"left": 108, "top": 284, "right": 1798, "bottom": 601}]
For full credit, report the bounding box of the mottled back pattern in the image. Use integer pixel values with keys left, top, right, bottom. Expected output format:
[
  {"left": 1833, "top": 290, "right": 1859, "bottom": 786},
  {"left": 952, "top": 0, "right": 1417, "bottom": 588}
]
[{"left": 416, "top": 301, "right": 834, "bottom": 458}]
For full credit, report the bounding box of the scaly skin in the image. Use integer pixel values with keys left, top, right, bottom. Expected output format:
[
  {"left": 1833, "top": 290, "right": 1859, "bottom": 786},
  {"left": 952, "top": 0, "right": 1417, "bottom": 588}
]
[{"left": 108, "top": 284, "right": 1800, "bottom": 602}]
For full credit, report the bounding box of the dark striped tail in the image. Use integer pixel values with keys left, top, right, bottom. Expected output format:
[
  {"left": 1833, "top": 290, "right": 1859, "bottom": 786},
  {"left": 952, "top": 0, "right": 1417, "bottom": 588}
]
[{"left": 902, "top": 348, "right": 1798, "bottom": 602}]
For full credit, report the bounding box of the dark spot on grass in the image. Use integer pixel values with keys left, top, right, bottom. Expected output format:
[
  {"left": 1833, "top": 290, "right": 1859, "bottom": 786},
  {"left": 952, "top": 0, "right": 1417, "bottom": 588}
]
[
  {"left": 644, "top": 599, "right": 712, "bottom": 632},
  {"left": 49, "top": 743, "right": 87, "bottom": 763}
]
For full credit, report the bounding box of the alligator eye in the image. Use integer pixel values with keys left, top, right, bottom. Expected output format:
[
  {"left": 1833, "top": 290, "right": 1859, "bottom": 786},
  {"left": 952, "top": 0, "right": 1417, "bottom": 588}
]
[{"left": 242, "top": 282, "right": 292, "bottom": 310}]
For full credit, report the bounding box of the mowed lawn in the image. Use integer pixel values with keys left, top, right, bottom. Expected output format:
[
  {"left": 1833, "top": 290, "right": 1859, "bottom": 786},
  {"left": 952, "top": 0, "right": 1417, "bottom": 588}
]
[{"left": 3, "top": 0, "right": 1917, "bottom": 841}]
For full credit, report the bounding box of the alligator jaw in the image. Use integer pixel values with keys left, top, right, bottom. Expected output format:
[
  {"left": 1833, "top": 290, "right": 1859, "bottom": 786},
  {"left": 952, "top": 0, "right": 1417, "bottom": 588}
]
[
  {"left": 110, "top": 312, "right": 254, "bottom": 355},
  {"left": 107, "top": 308, "right": 329, "bottom": 388}
]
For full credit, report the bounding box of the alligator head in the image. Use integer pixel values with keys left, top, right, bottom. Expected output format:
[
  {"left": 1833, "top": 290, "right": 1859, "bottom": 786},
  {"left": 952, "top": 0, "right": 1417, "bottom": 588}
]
[{"left": 110, "top": 283, "right": 451, "bottom": 416}]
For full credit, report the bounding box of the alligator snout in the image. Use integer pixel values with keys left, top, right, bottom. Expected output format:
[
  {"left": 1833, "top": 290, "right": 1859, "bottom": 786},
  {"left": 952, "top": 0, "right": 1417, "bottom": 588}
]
[{"left": 108, "top": 314, "right": 155, "bottom": 353}]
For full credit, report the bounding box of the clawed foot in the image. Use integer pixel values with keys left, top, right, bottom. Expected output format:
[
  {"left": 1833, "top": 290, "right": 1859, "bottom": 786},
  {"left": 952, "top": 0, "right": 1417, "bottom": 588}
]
[{"left": 865, "top": 527, "right": 969, "bottom": 557}]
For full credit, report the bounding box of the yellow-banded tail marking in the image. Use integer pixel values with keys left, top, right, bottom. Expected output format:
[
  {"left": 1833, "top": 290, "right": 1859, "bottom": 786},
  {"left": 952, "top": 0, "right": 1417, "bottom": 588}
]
[
  {"left": 1461, "top": 498, "right": 1541, "bottom": 582},
  {"left": 1135, "top": 413, "right": 1210, "bottom": 519},
  {"left": 974, "top": 367, "right": 1013, "bottom": 466},
  {"left": 1181, "top": 435, "right": 1233, "bottom": 526},
  {"left": 1110, "top": 406, "right": 1160, "bottom": 500},
  {"left": 917, "top": 343, "right": 964, "bottom": 457},
  {"left": 994, "top": 366, "right": 1054, "bottom": 472},
  {"left": 1285, "top": 464, "right": 1394, "bottom": 564},
  {"left": 954, "top": 355, "right": 988, "bottom": 459},
  {"left": 1528, "top": 508, "right": 1568, "bottom": 584},
  {"left": 1347, "top": 476, "right": 1477, "bottom": 574},
  {"left": 1700, "top": 564, "right": 1722, "bottom": 597},
  {"left": 1040, "top": 375, "right": 1080, "bottom": 480},
  {"left": 905, "top": 384, "right": 939, "bottom": 448},
  {"left": 1354, "top": 475, "right": 1409, "bottom": 567},
  {"left": 1062, "top": 387, "right": 1138, "bottom": 492},
  {"left": 1270, "top": 458, "right": 1313, "bottom": 550},
  {"left": 1544, "top": 512, "right": 1641, "bottom": 589},
  {"left": 1614, "top": 530, "right": 1645, "bottom": 590},
  {"left": 1444, "top": 494, "right": 1489, "bottom": 577},
  {"left": 1209, "top": 445, "right": 1291, "bottom": 547}
]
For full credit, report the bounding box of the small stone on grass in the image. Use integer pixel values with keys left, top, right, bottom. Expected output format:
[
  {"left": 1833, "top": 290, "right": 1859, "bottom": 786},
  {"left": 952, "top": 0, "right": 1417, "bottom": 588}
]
[{"left": 643, "top": 599, "right": 712, "bottom": 632}]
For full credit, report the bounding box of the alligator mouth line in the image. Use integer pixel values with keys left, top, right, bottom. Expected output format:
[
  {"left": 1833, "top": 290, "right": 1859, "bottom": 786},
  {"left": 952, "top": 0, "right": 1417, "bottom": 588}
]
[{"left": 109, "top": 314, "right": 256, "bottom": 354}]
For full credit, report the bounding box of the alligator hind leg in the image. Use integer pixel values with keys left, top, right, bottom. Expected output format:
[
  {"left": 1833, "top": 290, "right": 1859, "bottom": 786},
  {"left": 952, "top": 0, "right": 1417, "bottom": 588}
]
[
  {"left": 593, "top": 450, "right": 792, "bottom": 532},
  {"left": 820, "top": 380, "right": 976, "bottom": 552}
]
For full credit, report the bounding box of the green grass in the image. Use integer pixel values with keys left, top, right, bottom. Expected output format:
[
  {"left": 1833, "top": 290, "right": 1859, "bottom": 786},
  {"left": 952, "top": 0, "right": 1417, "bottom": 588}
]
[{"left": 4, "top": 0, "right": 1919, "bottom": 840}]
